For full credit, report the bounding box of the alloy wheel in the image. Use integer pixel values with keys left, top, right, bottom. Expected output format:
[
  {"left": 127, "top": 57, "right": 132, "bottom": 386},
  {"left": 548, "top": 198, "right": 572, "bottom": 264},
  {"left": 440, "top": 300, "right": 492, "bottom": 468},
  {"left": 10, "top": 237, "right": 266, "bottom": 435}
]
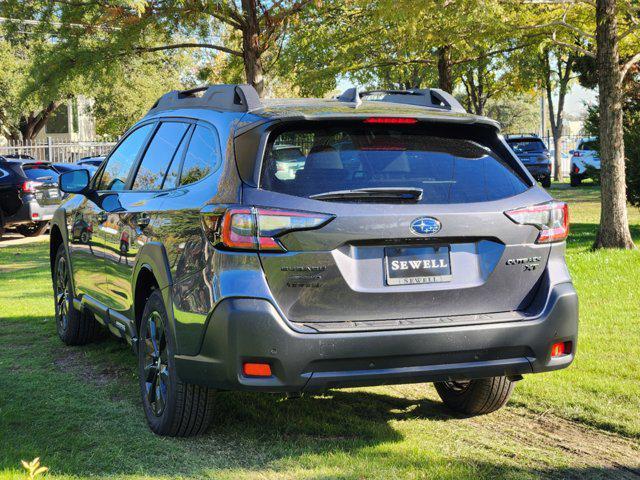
[
  {"left": 55, "top": 255, "right": 70, "bottom": 333},
  {"left": 143, "top": 311, "right": 169, "bottom": 417}
]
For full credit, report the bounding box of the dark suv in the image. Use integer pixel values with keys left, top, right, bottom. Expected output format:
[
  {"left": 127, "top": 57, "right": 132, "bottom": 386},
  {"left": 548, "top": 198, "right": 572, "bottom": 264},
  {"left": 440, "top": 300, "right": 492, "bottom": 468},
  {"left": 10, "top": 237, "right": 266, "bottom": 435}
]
[
  {"left": 50, "top": 85, "right": 578, "bottom": 437},
  {"left": 0, "top": 157, "right": 62, "bottom": 238},
  {"left": 505, "top": 134, "right": 552, "bottom": 188}
]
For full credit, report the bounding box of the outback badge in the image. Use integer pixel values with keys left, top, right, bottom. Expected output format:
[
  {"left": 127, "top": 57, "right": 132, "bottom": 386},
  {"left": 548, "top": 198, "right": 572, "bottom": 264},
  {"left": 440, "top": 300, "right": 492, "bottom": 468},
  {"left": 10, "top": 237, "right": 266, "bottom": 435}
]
[{"left": 410, "top": 217, "right": 441, "bottom": 235}]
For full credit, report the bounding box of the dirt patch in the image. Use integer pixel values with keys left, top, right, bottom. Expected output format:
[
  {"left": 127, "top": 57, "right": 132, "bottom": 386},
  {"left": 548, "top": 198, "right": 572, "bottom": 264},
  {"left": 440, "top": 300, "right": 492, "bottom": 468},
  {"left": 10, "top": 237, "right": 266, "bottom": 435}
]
[
  {"left": 53, "top": 347, "right": 129, "bottom": 387},
  {"left": 470, "top": 407, "right": 640, "bottom": 479}
]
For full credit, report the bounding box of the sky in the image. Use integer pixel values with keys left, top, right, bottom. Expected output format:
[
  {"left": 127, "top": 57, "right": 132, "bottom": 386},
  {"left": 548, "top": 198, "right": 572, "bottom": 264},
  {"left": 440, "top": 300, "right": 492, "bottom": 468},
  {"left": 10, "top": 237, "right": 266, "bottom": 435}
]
[{"left": 564, "top": 85, "right": 597, "bottom": 117}]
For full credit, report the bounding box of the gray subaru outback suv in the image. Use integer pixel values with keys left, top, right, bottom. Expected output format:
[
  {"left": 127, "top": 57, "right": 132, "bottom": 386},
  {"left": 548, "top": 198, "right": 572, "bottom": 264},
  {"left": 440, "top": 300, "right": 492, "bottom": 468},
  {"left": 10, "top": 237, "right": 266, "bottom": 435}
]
[{"left": 50, "top": 84, "right": 578, "bottom": 436}]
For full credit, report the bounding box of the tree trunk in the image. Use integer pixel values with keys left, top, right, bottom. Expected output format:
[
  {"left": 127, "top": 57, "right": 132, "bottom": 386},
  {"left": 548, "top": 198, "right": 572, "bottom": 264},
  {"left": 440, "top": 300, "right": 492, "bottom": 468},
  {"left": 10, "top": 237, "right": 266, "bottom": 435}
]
[
  {"left": 241, "top": 0, "right": 265, "bottom": 97},
  {"left": 594, "top": 0, "right": 635, "bottom": 249},
  {"left": 19, "top": 101, "right": 60, "bottom": 141},
  {"left": 552, "top": 131, "right": 562, "bottom": 181},
  {"left": 437, "top": 45, "right": 453, "bottom": 93}
]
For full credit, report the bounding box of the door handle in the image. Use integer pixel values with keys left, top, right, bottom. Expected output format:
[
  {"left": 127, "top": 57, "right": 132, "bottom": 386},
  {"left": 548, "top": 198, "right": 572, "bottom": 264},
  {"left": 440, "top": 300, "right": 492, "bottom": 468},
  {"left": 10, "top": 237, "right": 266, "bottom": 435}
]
[
  {"left": 97, "top": 211, "right": 108, "bottom": 223},
  {"left": 137, "top": 214, "right": 151, "bottom": 229}
]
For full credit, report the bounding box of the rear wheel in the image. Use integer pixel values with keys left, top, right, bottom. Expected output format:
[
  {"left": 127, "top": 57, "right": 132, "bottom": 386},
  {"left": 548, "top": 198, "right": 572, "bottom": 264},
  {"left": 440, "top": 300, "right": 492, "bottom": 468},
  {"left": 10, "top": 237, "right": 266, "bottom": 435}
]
[
  {"left": 16, "top": 221, "right": 48, "bottom": 237},
  {"left": 570, "top": 174, "right": 582, "bottom": 187},
  {"left": 138, "top": 289, "right": 215, "bottom": 436},
  {"left": 54, "top": 244, "right": 100, "bottom": 345},
  {"left": 0, "top": 210, "right": 5, "bottom": 239},
  {"left": 541, "top": 176, "right": 551, "bottom": 188},
  {"left": 434, "top": 376, "right": 515, "bottom": 415}
]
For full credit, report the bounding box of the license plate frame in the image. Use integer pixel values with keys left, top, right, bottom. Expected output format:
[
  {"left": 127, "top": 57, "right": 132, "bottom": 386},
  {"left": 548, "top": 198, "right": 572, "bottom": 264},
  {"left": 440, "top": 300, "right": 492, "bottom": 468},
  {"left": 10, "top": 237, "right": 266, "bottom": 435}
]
[{"left": 384, "top": 245, "right": 452, "bottom": 286}]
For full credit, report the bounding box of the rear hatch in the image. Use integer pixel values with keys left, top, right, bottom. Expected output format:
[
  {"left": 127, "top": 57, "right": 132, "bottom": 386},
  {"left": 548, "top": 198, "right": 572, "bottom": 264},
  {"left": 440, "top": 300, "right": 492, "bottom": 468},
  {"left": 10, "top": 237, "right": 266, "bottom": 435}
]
[
  {"left": 506, "top": 138, "right": 549, "bottom": 165},
  {"left": 242, "top": 120, "right": 555, "bottom": 329},
  {"left": 21, "top": 163, "right": 61, "bottom": 207}
]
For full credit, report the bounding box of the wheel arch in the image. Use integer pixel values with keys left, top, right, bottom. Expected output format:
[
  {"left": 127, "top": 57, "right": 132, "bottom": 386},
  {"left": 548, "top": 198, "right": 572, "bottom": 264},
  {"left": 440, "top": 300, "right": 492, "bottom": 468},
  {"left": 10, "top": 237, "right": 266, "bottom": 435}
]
[{"left": 132, "top": 242, "right": 175, "bottom": 344}]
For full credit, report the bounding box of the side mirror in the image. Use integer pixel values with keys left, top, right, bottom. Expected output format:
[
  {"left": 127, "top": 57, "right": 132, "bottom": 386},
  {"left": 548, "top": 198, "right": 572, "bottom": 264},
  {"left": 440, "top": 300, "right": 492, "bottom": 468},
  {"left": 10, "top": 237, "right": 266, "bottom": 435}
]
[{"left": 59, "top": 169, "right": 91, "bottom": 194}]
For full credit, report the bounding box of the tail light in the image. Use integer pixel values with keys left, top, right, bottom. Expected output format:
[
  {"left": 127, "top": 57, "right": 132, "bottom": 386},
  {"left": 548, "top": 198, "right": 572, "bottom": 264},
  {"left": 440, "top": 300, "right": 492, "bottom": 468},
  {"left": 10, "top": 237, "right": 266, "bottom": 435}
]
[
  {"left": 206, "top": 207, "right": 334, "bottom": 252},
  {"left": 505, "top": 201, "right": 569, "bottom": 243},
  {"left": 21, "top": 181, "right": 42, "bottom": 194}
]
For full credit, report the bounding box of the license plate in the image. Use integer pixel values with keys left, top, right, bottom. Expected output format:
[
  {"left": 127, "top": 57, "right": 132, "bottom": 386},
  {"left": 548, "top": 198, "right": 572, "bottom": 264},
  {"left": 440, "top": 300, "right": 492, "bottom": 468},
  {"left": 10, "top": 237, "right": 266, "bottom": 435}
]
[{"left": 384, "top": 246, "right": 452, "bottom": 285}]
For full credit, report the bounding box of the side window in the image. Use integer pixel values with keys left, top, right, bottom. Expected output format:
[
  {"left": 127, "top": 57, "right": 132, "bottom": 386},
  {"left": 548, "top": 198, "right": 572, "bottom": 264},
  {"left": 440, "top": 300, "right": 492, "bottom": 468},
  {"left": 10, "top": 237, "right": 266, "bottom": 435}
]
[
  {"left": 162, "top": 127, "right": 191, "bottom": 190},
  {"left": 97, "top": 123, "right": 153, "bottom": 191},
  {"left": 179, "top": 125, "right": 220, "bottom": 186},
  {"left": 132, "top": 122, "right": 189, "bottom": 190}
]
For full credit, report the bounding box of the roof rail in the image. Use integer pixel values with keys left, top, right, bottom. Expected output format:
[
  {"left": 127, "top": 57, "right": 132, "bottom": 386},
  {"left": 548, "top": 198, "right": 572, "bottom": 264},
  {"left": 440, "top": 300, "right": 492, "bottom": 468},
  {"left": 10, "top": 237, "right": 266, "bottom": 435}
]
[
  {"left": 337, "top": 87, "right": 466, "bottom": 113},
  {"left": 148, "top": 84, "right": 262, "bottom": 114}
]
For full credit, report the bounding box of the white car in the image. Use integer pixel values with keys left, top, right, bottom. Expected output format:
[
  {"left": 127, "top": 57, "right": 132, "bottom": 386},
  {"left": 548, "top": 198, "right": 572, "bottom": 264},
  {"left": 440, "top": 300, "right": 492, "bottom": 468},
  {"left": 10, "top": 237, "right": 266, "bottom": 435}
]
[{"left": 570, "top": 137, "right": 600, "bottom": 186}]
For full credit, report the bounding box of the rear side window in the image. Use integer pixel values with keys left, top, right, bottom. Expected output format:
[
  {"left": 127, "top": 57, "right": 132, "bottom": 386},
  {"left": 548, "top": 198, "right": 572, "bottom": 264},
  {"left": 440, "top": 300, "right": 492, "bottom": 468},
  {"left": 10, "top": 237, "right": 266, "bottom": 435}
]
[
  {"left": 132, "top": 122, "right": 190, "bottom": 190},
  {"left": 579, "top": 140, "right": 598, "bottom": 151},
  {"left": 178, "top": 125, "right": 220, "bottom": 186},
  {"left": 506, "top": 138, "right": 547, "bottom": 153},
  {"left": 23, "top": 165, "right": 58, "bottom": 182},
  {"left": 262, "top": 124, "right": 528, "bottom": 204},
  {"left": 97, "top": 123, "right": 153, "bottom": 191}
]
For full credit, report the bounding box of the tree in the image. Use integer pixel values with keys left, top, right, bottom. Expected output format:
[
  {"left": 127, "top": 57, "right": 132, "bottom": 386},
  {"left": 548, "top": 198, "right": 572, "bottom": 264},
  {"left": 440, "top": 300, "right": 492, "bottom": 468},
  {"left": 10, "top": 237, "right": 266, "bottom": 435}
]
[
  {"left": 518, "top": 0, "right": 640, "bottom": 249},
  {"left": 279, "top": 0, "right": 525, "bottom": 98},
  {"left": 594, "top": 0, "right": 635, "bottom": 248},
  {"left": 1, "top": 1, "right": 315, "bottom": 98},
  {"left": 0, "top": 33, "right": 71, "bottom": 141},
  {"left": 539, "top": 46, "right": 578, "bottom": 181}
]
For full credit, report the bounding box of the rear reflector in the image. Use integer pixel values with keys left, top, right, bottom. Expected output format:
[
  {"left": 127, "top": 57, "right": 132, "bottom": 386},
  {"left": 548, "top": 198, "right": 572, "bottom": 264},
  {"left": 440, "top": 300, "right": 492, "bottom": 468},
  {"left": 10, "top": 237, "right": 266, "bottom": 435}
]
[
  {"left": 551, "top": 341, "right": 572, "bottom": 358},
  {"left": 364, "top": 117, "right": 418, "bottom": 125},
  {"left": 243, "top": 362, "right": 272, "bottom": 377},
  {"left": 505, "top": 201, "right": 569, "bottom": 243}
]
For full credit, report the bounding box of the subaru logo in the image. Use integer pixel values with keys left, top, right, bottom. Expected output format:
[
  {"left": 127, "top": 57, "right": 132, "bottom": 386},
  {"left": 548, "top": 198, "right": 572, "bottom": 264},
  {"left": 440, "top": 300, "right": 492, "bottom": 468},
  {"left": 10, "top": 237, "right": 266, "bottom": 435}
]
[{"left": 410, "top": 217, "right": 441, "bottom": 235}]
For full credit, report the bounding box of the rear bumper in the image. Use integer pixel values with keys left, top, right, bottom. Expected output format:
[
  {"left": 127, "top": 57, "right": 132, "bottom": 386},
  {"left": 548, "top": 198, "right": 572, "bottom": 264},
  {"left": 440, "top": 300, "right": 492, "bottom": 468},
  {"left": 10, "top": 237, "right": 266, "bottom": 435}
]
[
  {"left": 4, "top": 200, "right": 56, "bottom": 225},
  {"left": 175, "top": 282, "right": 578, "bottom": 392},
  {"left": 524, "top": 164, "right": 551, "bottom": 180}
]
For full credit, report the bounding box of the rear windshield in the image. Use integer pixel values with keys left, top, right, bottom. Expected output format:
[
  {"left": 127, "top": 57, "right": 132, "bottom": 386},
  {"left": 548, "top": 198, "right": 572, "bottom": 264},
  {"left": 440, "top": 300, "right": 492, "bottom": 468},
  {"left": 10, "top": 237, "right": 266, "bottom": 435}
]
[
  {"left": 579, "top": 140, "right": 598, "bottom": 151},
  {"left": 506, "top": 138, "right": 547, "bottom": 153},
  {"left": 23, "top": 165, "right": 58, "bottom": 182},
  {"left": 261, "top": 124, "right": 528, "bottom": 203}
]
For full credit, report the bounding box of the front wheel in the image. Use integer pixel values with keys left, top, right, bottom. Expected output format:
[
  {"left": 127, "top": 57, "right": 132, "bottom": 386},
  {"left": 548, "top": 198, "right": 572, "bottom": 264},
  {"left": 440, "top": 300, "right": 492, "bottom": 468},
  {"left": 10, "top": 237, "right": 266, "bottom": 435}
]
[
  {"left": 138, "top": 289, "right": 215, "bottom": 436},
  {"left": 16, "top": 221, "right": 48, "bottom": 237},
  {"left": 434, "top": 376, "right": 515, "bottom": 415},
  {"left": 570, "top": 174, "right": 582, "bottom": 187}
]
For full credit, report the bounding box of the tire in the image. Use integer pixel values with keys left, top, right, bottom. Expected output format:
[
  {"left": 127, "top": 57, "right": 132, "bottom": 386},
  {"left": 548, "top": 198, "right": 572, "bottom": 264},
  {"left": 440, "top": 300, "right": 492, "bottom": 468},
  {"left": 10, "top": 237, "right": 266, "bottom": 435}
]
[
  {"left": 434, "top": 376, "right": 515, "bottom": 415},
  {"left": 0, "top": 210, "right": 5, "bottom": 240},
  {"left": 16, "top": 221, "right": 48, "bottom": 237},
  {"left": 138, "top": 289, "right": 215, "bottom": 436},
  {"left": 53, "top": 244, "right": 100, "bottom": 345},
  {"left": 80, "top": 230, "right": 90, "bottom": 244},
  {"left": 570, "top": 174, "right": 582, "bottom": 187},
  {"left": 541, "top": 176, "right": 551, "bottom": 188}
]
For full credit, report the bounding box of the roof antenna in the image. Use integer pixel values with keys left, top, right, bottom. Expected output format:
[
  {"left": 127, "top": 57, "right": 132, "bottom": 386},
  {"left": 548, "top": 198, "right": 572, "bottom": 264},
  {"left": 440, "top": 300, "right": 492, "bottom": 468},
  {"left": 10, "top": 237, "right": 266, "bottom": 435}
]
[{"left": 337, "top": 86, "right": 362, "bottom": 108}]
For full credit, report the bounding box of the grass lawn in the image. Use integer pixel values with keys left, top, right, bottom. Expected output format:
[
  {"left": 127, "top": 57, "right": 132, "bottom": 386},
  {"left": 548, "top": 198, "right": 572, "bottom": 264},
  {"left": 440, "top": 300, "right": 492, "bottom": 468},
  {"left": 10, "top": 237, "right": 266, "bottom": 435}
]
[{"left": 1, "top": 184, "right": 639, "bottom": 479}]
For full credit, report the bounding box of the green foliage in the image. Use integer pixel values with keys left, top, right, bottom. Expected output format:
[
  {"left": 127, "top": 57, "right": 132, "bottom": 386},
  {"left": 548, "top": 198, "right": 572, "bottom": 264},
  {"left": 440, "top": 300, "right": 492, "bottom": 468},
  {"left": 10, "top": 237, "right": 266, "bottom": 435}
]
[
  {"left": 20, "top": 458, "right": 48, "bottom": 479},
  {"left": 484, "top": 95, "right": 540, "bottom": 134},
  {"left": 584, "top": 91, "right": 640, "bottom": 206},
  {"left": 91, "top": 55, "right": 186, "bottom": 136}
]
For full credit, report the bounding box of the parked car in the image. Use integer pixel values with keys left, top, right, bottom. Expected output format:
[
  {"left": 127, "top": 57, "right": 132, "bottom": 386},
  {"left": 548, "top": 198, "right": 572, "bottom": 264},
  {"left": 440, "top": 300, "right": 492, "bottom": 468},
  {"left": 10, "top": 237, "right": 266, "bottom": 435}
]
[
  {"left": 504, "top": 134, "right": 552, "bottom": 188},
  {"left": 570, "top": 137, "right": 600, "bottom": 186},
  {"left": 0, "top": 158, "right": 61, "bottom": 238},
  {"left": 52, "top": 163, "right": 82, "bottom": 174},
  {"left": 77, "top": 156, "right": 105, "bottom": 168},
  {"left": 50, "top": 85, "right": 577, "bottom": 437},
  {"left": 271, "top": 144, "right": 305, "bottom": 180}
]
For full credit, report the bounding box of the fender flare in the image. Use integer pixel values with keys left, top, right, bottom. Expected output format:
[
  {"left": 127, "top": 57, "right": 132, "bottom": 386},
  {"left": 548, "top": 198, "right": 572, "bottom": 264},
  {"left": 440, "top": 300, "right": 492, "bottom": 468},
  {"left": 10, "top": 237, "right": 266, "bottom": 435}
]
[{"left": 131, "top": 241, "right": 177, "bottom": 347}]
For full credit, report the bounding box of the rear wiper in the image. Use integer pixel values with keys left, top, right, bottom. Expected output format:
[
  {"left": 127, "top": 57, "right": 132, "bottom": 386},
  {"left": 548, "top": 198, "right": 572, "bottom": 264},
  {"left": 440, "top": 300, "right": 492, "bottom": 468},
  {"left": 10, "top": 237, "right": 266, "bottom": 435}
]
[{"left": 309, "top": 187, "right": 423, "bottom": 202}]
